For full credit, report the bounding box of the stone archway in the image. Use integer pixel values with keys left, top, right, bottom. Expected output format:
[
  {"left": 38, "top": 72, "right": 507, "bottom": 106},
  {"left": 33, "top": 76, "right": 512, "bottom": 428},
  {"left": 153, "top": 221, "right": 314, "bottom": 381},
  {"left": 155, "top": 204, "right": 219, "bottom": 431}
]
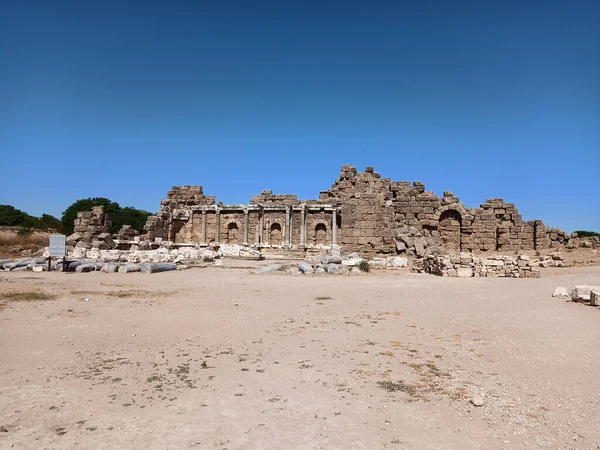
[
  {"left": 438, "top": 210, "right": 462, "bottom": 251},
  {"left": 314, "top": 223, "right": 327, "bottom": 245},
  {"left": 269, "top": 223, "right": 283, "bottom": 245}
]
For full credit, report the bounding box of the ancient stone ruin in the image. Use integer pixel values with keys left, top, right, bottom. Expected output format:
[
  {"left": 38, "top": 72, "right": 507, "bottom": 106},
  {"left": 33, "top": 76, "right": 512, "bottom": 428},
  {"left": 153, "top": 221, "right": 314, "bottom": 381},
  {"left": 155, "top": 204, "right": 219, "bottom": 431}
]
[
  {"left": 412, "top": 253, "right": 564, "bottom": 278},
  {"left": 142, "top": 165, "right": 572, "bottom": 258},
  {"left": 67, "top": 206, "right": 116, "bottom": 250}
]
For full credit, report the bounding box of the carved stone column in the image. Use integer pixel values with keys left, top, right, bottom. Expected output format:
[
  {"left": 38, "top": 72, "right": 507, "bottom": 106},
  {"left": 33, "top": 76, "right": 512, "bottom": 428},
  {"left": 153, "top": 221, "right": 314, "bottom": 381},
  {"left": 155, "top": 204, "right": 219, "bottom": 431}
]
[
  {"left": 259, "top": 211, "right": 264, "bottom": 244},
  {"left": 284, "top": 206, "right": 291, "bottom": 245},
  {"left": 300, "top": 205, "right": 306, "bottom": 246},
  {"left": 332, "top": 208, "right": 338, "bottom": 245},
  {"left": 201, "top": 210, "right": 207, "bottom": 244},
  {"left": 243, "top": 209, "right": 249, "bottom": 245},
  {"left": 215, "top": 208, "right": 220, "bottom": 244}
]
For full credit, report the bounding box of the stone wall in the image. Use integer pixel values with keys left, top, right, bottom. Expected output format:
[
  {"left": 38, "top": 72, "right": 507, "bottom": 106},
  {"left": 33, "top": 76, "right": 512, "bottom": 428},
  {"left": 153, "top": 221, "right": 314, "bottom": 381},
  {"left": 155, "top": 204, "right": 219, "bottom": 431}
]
[
  {"left": 142, "top": 164, "right": 572, "bottom": 257},
  {"left": 413, "top": 253, "right": 565, "bottom": 278}
]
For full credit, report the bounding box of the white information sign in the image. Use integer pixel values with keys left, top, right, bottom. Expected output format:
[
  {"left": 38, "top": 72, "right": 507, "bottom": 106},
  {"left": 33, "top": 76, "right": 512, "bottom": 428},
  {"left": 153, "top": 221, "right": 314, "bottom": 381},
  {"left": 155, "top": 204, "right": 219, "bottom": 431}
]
[{"left": 49, "top": 234, "right": 67, "bottom": 258}]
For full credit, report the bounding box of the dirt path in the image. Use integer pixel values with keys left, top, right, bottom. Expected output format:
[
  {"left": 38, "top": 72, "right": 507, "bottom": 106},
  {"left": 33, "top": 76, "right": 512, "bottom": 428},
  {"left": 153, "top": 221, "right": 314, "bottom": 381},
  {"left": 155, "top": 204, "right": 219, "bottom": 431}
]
[{"left": 1, "top": 266, "right": 599, "bottom": 449}]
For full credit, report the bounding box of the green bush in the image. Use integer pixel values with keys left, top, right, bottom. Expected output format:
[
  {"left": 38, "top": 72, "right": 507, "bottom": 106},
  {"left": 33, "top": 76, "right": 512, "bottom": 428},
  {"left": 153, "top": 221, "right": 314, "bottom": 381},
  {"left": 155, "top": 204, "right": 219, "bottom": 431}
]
[
  {"left": 574, "top": 230, "right": 600, "bottom": 238},
  {"left": 17, "top": 228, "right": 33, "bottom": 236},
  {"left": 358, "top": 260, "right": 371, "bottom": 272}
]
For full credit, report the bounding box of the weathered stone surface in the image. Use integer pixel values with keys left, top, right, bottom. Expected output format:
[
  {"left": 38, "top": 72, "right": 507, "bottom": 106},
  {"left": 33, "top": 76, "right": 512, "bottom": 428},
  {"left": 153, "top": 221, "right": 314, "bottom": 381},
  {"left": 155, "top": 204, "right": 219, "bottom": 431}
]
[
  {"left": 414, "top": 254, "right": 563, "bottom": 279},
  {"left": 239, "top": 247, "right": 261, "bottom": 258},
  {"left": 590, "top": 290, "right": 600, "bottom": 306},
  {"left": 456, "top": 268, "right": 473, "bottom": 278},
  {"left": 326, "top": 263, "right": 339, "bottom": 274},
  {"left": 257, "top": 264, "right": 282, "bottom": 273},
  {"left": 571, "top": 285, "right": 600, "bottom": 302},
  {"left": 552, "top": 286, "right": 570, "bottom": 298},
  {"left": 391, "top": 257, "right": 408, "bottom": 267},
  {"left": 298, "top": 262, "right": 313, "bottom": 274}
]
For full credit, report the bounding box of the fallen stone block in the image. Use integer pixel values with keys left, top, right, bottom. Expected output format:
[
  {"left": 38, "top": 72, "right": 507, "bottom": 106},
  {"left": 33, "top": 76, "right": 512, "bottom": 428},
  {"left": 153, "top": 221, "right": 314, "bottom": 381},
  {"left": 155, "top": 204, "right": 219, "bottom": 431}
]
[
  {"left": 118, "top": 263, "right": 141, "bottom": 273},
  {"left": 140, "top": 262, "right": 177, "bottom": 274},
  {"left": 552, "top": 286, "right": 570, "bottom": 298},
  {"left": 239, "top": 247, "right": 261, "bottom": 259},
  {"left": 75, "top": 263, "right": 104, "bottom": 273},
  {"left": 591, "top": 290, "right": 600, "bottom": 307},
  {"left": 391, "top": 257, "right": 408, "bottom": 268},
  {"left": 326, "top": 263, "right": 339, "bottom": 274},
  {"left": 102, "top": 263, "right": 121, "bottom": 273},
  {"left": 571, "top": 285, "right": 600, "bottom": 302},
  {"left": 298, "top": 262, "right": 313, "bottom": 274},
  {"left": 257, "top": 264, "right": 282, "bottom": 274},
  {"left": 456, "top": 268, "right": 473, "bottom": 278}
]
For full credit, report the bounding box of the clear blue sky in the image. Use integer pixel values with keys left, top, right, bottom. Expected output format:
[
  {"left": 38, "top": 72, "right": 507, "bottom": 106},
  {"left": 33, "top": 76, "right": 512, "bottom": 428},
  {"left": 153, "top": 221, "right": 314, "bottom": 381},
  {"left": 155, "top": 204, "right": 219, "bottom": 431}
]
[{"left": 1, "top": 1, "right": 598, "bottom": 232}]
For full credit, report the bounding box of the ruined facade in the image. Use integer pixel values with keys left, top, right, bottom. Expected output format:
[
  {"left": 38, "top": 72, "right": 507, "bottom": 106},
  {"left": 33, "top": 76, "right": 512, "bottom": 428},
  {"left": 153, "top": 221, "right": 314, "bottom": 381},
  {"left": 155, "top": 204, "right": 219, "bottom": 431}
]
[{"left": 143, "top": 165, "right": 571, "bottom": 257}]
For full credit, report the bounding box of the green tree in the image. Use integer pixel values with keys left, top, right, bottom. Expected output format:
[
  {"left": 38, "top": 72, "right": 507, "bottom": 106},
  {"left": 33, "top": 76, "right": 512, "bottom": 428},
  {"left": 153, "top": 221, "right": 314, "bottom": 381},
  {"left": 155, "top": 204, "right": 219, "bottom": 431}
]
[
  {"left": 61, "top": 198, "right": 121, "bottom": 235},
  {"left": 119, "top": 207, "right": 153, "bottom": 233},
  {"left": 61, "top": 198, "right": 152, "bottom": 235},
  {"left": 40, "top": 214, "right": 64, "bottom": 231},
  {"left": 0, "top": 204, "right": 26, "bottom": 226}
]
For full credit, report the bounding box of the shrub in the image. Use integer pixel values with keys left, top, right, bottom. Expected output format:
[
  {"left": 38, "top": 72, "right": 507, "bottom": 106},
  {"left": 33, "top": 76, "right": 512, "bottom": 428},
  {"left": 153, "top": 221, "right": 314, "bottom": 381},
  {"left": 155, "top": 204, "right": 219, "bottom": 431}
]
[
  {"left": 574, "top": 230, "right": 600, "bottom": 238},
  {"left": 358, "top": 260, "right": 370, "bottom": 272},
  {"left": 17, "top": 228, "right": 33, "bottom": 236}
]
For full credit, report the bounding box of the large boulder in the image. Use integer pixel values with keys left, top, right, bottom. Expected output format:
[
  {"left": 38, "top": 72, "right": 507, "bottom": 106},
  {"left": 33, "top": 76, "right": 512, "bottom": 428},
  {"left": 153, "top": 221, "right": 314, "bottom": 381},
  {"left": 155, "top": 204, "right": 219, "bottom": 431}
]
[
  {"left": 298, "top": 262, "right": 313, "bottom": 274},
  {"left": 326, "top": 263, "right": 339, "bottom": 274}
]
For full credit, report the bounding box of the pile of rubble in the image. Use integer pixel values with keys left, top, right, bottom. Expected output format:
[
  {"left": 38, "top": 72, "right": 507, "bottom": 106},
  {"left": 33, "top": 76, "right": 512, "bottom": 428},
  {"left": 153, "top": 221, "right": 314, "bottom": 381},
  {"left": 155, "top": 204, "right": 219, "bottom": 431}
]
[
  {"left": 553, "top": 285, "right": 600, "bottom": 306},
  {"left": 64, "top": 246, "right": 221, "bottom": 263},
  {"left": 67, "top": 206, "right": 116, "bottom": 250},
  {"left": 566, "top": 235, "right": 600, "bottom": 249},
  {"left": 395, "top": 225, "right": 434, "bottom": 257},
  {"left": 256, "top": 253, "right": 408, "bottom": 275},
  {"left": 412, "top": 253, "right": 564, "bottom": 278}
]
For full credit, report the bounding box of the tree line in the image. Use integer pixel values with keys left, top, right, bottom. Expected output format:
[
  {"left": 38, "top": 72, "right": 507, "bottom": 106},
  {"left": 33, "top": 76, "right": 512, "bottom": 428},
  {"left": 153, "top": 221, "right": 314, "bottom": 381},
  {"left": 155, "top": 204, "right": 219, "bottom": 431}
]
[{"left": 0, "top": 198, "right": 153, "bottom": 235}]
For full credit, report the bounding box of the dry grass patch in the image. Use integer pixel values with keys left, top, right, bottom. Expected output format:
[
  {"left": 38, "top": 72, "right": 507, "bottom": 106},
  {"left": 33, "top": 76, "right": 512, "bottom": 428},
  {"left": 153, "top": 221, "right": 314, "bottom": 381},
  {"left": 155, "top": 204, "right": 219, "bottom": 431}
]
[
  {"left": 2, "top": 291, "right": 56, "bottom": 301},
  {"left": 0, "top": 290, "right": 57, "bottom": 310},
  {"left": 71, "top": 289, "right": 154, "bottom": 298},
  {"left": 0, "top": 230, "right": 49, "bottom": 257}
]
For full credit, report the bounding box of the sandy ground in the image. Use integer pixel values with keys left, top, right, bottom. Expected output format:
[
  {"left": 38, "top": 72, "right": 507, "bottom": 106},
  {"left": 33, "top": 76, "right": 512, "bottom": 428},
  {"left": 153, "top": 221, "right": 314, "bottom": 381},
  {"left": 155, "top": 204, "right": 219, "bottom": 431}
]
[{"left": 1, "top": 264, "right": 599, "bottom": 450}]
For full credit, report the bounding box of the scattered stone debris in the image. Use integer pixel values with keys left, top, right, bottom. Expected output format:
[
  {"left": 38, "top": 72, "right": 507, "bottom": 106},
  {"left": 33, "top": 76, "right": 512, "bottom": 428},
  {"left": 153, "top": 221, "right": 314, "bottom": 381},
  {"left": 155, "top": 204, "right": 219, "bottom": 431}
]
[{"left": 412, "top": 253, "right": 563, "bottom": 278}]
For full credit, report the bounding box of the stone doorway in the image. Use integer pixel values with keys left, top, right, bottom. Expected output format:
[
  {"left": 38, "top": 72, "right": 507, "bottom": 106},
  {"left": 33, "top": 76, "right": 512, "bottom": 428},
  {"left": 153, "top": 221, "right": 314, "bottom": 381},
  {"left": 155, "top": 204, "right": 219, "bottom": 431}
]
[{"left": 438, "top": 210, "right": 462, "bottom": 251}]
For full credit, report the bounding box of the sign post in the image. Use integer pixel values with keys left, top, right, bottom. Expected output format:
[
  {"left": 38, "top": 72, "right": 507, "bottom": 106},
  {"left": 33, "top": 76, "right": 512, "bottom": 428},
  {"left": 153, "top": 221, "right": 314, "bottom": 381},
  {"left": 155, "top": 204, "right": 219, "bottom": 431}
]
[{"left": 48, "top": 234, "right": 67, "bottom": 272}]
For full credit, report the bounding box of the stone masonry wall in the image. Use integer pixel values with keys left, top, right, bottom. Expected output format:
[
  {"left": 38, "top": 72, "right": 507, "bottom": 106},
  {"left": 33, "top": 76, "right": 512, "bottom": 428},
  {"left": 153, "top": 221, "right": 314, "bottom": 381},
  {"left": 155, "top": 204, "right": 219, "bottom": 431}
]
[
  {"left": 412, "top": 253, "right": 565, "bottom": 278},
  {"left": 143, "top": 165, "right": 572, "bottom": 256}
]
